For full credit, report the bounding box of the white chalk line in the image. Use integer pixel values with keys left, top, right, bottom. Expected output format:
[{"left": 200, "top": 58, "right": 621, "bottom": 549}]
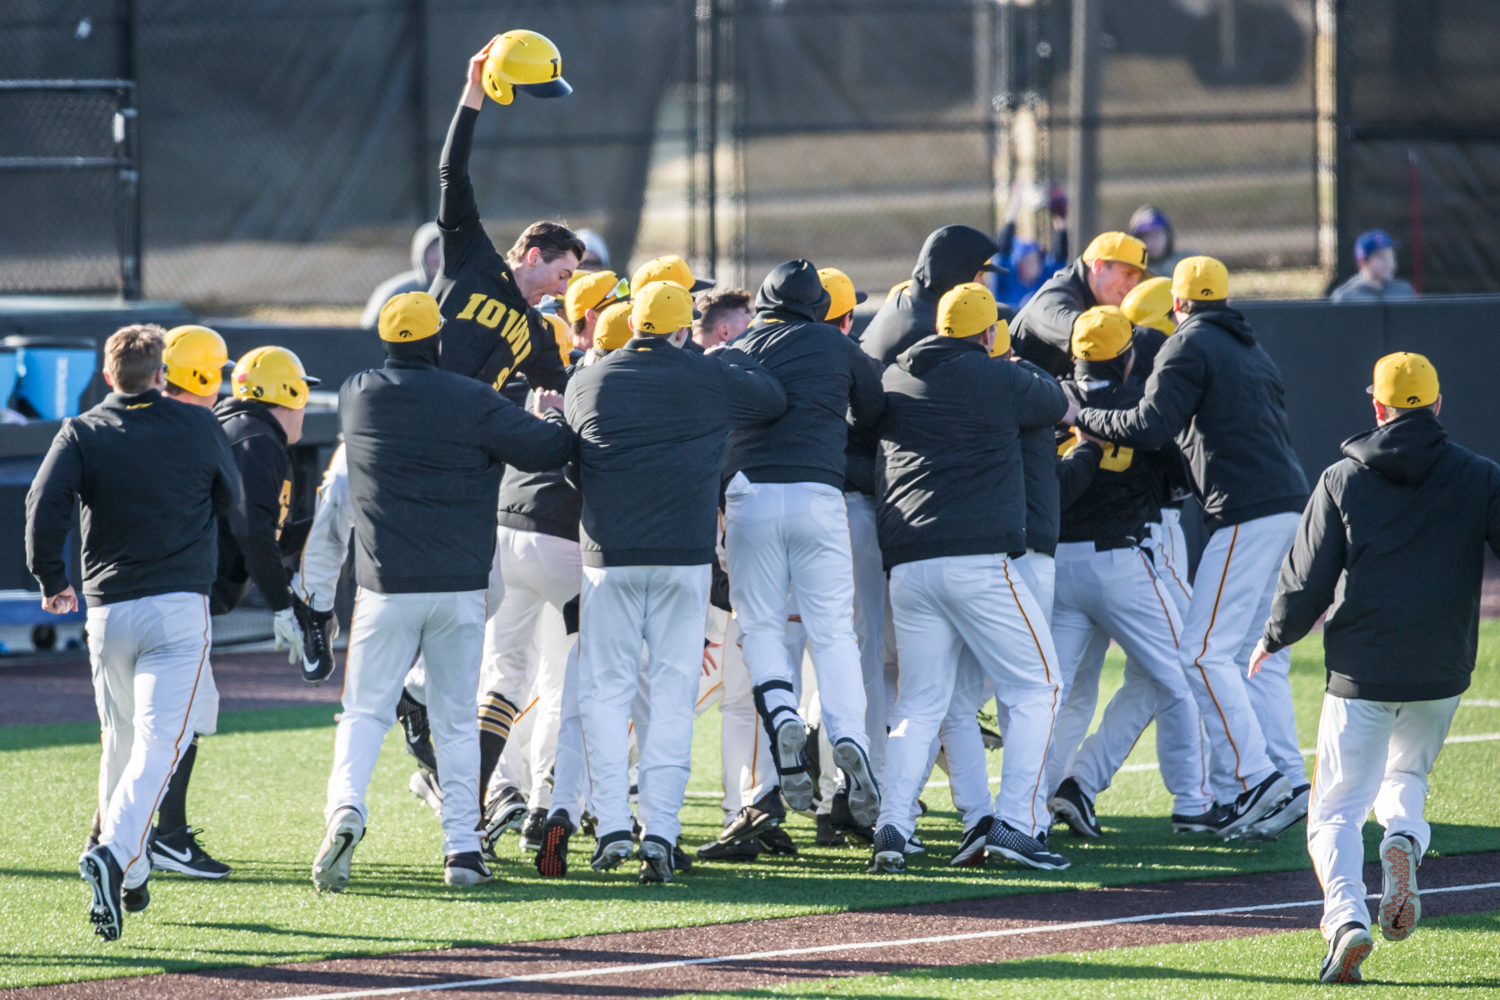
[{"left": 265, "top": 880, "right": 1500, "bottom": 1000}]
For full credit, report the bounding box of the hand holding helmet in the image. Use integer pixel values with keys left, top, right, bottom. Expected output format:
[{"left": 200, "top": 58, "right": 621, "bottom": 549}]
[{"left": 463, "top": 30, "right": 571, "bottom": 109}]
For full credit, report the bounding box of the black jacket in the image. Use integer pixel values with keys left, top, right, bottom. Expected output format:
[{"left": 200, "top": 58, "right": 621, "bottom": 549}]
[
  {"left": 211, "top": 399, "right": 294, "bottom": 614},
  {"left": 565, "top": 337, "right": 786, "bottom": 567},
  {"left": 1263, "top": 411, "right": 1500, "bottom": 701},
  {"left": 497, "top": 390, "right": 583, "bottom": 542},
  {"left": 860, "top": 225, "right": 1003, "bottom": 367},
  {"left": 431, "top": 105, "right": 569, "bottom": 393},
  {"left": 340, "top": 357, "right": 577, "bottom": 594},
  {"left": 1009, "top": 258, "right": 1098, "bottom": 377},
  {"left": 26, "top": 391, "right": 245, "bottom": 607},
  {"left": 1012, "top": 357, "right": 1079, "bottom": 557},
  {"left": 1074, "top": 305, "right": 1308, "bottom": 531},
  {"left": 877, "top": 336, "right": 1068, "bottom": 569},
  {"left": 726, "top": 260, "right": 885, "bottom": 488},
  {"left": 1057, "top": 378, "right": 1163, "bottom": 544}
]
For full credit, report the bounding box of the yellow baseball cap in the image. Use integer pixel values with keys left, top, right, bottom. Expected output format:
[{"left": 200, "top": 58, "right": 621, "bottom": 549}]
[
  {"left": 818, "top": 267, "right": 868, "bottom": 321},
  {"left": 988, "top": 318, "right": 1012, "bottom": 357},
  {"left": 565, "top": 270, "right": 627, "bottom": 323},
  {"left": 594, "top": 300, "right": 633, "bottom": 351},
  {"left": 1369, "top": 352, "right": 1439, "bottom": 408},
  {"left": 631, "top": 281, "right": 695, "bottom": 336},
  {"left": 937, "top": 282, "right": 999, "bottom": 339},
  {"left": 163, "top": 325, "right": 230, "bottom": 397},
  {"left": 1120, "top": 276, "right": 1176, "bottom": 335},
  {"left": 631, "top": 254, "right": 713, "bottom": 294},
  {"left": 887, "top": 279, "right": 912, "bottom": 302},
  {"left": 1082, "top": 231, "right": 1150, "bottom": 272},
  {"left": 1072, "top": 305, "right": 1134, "bottom": 361},
  {"left": 540, "top": 311, "right": 572, "bottom": 365},
  {"left": 1171, "top": 256, "right": 1230, "bottom": 302},
  {"left": 378, "top": 291, "right": 443, "bottom": 342}
]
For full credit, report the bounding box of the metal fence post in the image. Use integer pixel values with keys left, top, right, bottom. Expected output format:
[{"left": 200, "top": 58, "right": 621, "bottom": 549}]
[{"left": 1067, "top": 0, "right": 1101, "bottom": 253}]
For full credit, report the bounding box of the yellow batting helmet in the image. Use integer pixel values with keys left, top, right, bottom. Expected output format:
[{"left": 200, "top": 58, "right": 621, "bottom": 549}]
[
  {"left": 232, "top": 347, "right": 319, "bottom": 410},
  {"left": 1120, "top": 276, "right": 1176, "bottom": 336},
  {"left": 483, "top": 30, "right": 571, "bottom": 106},
  {"left": 163, "top": 325, "right": 230, "bottom": 397}
]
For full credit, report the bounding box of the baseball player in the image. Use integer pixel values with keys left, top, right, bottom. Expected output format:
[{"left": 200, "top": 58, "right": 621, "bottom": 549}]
[
  {"left": 563, "top": 280, "right": 785, "bottom": 883},
  {"left": 1253, "top": 354, "right": 1500, "bottom": 983},
  {"left": 1070, "top": 256, "right": 1310, "bottom": 837},
  {"left": 1042, "top": 307, "right": 1211, "bottom": 837},
  {"left": 313, "top": 292, "right": 577, "bottom": 891},
  {"left": 1009, "top": 231, "right": 1150, "bottom": 377},
  {"left": 872, "top": 283, "right": 1069, "bottom": 873},
  {"left": 564, "top": 269, "right": 628, "bottom": 352},
  {"left": 28, "top": 325, "right": 245, "bottom": 940},
  {"left": 694, "top": 288, "right": 753, "bottom": 349},
  {"left": 723, "top": 259, "right": 886, "bottom": 825}
]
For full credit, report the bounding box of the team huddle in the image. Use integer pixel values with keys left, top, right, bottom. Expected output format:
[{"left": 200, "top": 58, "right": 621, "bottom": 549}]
[{"left": 26, "top": 30, "right": 1500, "bottom": 989}]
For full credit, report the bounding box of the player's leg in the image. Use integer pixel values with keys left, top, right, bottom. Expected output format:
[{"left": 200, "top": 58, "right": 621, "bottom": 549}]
[
  {"left": 875, "top": 559, "right": 964, "bottom": 869},
  {"left": 1042, "top": 544, "right": 1107, "bottom": 805},
  {"left": 318, "top": 589, "right": 421, "bottom": 890},
  {"left": 1178, "top": 515, "right": 1296, "bottom": 827},
  {"left": 85, "top": 603, "right": 134, "bottom": 851},
  {"left": 635, "top": 565, "right": 714, "bottom": 881},
  {"left": 524, "top": 602, "right": 572, "bottom": 824},
  {"left": 419, "top": 590, "right": 490, "bottom": 884},
  {"left": 1089, "top": 547, "right": 1212, "bottom": 821},
  {"left": 845, "top": 491, "right": 888, "bottom": 782},
  {"left": 476, "top": 530, "right": 546, "bottom": 803},
  {"left": 941, "top": 647, "right": 997, "bottom": 864},
  {"left": 1370, "top": 694, "right": 1461, "bottom": 940},
  {"left": 150, "top": 655, "right": 227, "bottom": 878},
  {"left": 577, "top": 565, "right": 650, "bottom": 869},
  {"left": 955, "top": 555, "right": 1068, "bottom": 868},
  {"left": 1306, "top": 693, "right": 1391, "bottom": 957},
  {"left": 100, "top": 595, "right": 213, "bottom": 894},
  {"left": 1151, "top": 508, "right": 1193, "bottom": 614}
]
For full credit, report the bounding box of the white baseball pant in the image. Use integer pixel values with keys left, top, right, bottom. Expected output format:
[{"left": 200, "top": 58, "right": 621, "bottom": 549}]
[
  {"left": 401, "top": 526, "right": 506, "bottom": 706},
  {"left": 1047, "top": 542, "right": 1212, "bottom": 815},
  {"left": 724, "top": 475, "right": 867, "bottom": 751},
  {"left": 702, "top": 608, "right": 774, "bottom": 820},
  {"left": 291, "top": 443, "right": 351, "bottom": 614},
  {"left": 326, "top": 588, "right": 487, "bottom": 856},
  {"left": 1308, "top": 693, "right": 1459, "bottom": 937},
  {"left": 938, "top": 549, "right": 1054, "bottom": 832},
  {"left": 880, "top": 553, "right": 1062, "bottom": 840},
  {"left": 578, "top": 563, "right": 711, "bottom": 846},
  {"left": 86, "top": 592, "right": 212, "bottom": 887},
  {"left": 845, "top": 491, "right": 888, "bottom": 777},
  {"left": 1180, "top": 511, "right": 1304, "bottom": 798}
]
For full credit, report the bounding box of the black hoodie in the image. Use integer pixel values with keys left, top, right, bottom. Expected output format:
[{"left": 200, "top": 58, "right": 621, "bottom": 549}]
[
  {"left": 1056, "top": 372, "right": 1164, "bottom": 544},
  {"left": 212, "top": 398, "right": 294, "bottom": 614},
  {"left": 877, "top": 335, "right": 1067, "bottom": 569},
  {"left": 1009, "top": 258, "right": 1099, "bottom": 377},
  {"left": 1263, "top": 410, "right": 1500, "bottom": 701},
  {"left": 1074, "top": 304, "right": 1308, "bottom": 531},
  {"left": 725, "top": 259, "right": 885, "bottom": 488},
  {"left": 859, "top": 226, "right": 1003, "bottom": 366}
]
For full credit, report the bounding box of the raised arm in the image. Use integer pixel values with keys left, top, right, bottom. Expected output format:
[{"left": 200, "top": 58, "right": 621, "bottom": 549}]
[
  {"left": 25, "top": 423, "right": 82, "bottom": 601},
  {"left": 1075, "top": 338, "right": 1204, "bottom": 450},
  {"left": 436, "top": 41, "right": 499, "bottom": 260},
  {"left": 1262, "top": 476, "right": 1344, "bottom": 653},
  {"left": 715, "top": 348, "right": 788, "bottom": 427}
]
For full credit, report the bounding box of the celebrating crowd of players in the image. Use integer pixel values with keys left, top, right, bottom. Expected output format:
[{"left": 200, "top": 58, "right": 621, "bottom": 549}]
[{"left": 28, "top": 31, "right": 1500, "bottom": 988}]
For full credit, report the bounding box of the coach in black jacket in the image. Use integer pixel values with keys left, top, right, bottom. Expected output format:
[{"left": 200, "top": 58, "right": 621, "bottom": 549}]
[
  {"left": 318, "top": 291, "right": 577, "bottom": 893},
  {"left": 1252, "top": 353, "right": 1500, "bottom": 973},
  {"left": 721, "top": 259, "right": 886, "bottom": 823},
  {"left": 564, "top": 280, "right": 785, "bottom": 882}
]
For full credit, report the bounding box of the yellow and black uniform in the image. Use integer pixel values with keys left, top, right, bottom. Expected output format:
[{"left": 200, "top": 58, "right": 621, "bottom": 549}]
[
  {"left": 211, "top": 399, "right": 295, "bottom": 615},
  {"left": 430, "top": 105, "right": 570, "bottom": 393}
]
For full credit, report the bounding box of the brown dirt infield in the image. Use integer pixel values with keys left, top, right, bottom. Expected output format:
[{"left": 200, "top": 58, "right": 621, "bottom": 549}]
[{"left": 7, "top": 852, "right": 1497, "bottom": 1000}]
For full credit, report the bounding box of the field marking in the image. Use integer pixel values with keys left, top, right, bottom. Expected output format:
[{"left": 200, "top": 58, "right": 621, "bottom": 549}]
[{"left": 266, "top": 881, "right": 1500, "bottom": 1000}]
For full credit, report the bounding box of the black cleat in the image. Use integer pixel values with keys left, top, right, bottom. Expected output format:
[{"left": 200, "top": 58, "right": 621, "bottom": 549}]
[
  {"left": 150, "top": 825, "right": 232, "bottom": 878},
  {"left": 396, "top": 690, "right": 438, "bottom": 774},
  {"left": 79, "top": 846, "right": 124, "bottom": 941},
  {"left": 444, "top": 851, "right": 493, "bottom": 886},
  {"left": 773, "top": 718, "right": 814, "bottom": 812},
  {"left": 518, "top": 808, "right": 548, "bottom": 852},
  {"left": 591, "top": 829, "right": 635, "bottom": 872},
  {"left": 639, "top": 834, "right": 675, "bottom": 883},
  {"left": 986, "top": 820, "right": 1071, "bottom": 870},
  {"left": 1240, "top": 784, "right": 1311, "bottom": 842},
  {"left": 1221, "top": 771, "right": 1292, "bottom": 839},
  {"left": 698, "top": 837, "right": 762, "bottom": 862},
  {"left": 829, "top": 787, "right": 874, "bottom": 844},
  {"left": 292, "top": 593, "right": 337, "bottom": 685},
  {"left": 833, "top": 738, "right": 881, "bottom": 829},
  {"left": 1172, "top": 801, "right": 1233, "bottom": 834},
  {"left": 757, "top": 824, "right": 798, "bottom": 856},
  {"left": 122, "top": 880, "right": 150, "bottom": 913},
  {"left": 672, "top": 844, "right": 695, "bottom": 873},
  {"left": 815, "top": 813, "right": 848, "bottom": 847},
  {"left": 950, "top": 815, "right": 993, "bottom": 866},
  {"left": 480, "top": 787, "right": 527, "bottom": 860},
  {"left": 868, "top": 824, "right": 907, "bottom": 874},
  {"left": 1048, "top": 777, "right": 1103, "bottom": 838},
  {"left": 535, "top": 811, "right": 574, "bottom": 878},
  {"left": 1319, "top": 921, "right": 1373, "bottom": 984}
]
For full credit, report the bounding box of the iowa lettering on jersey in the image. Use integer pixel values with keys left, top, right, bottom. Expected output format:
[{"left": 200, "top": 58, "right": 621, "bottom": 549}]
[
  {"left": 1058, "top": 436, "right": 1134, "bottom": 471},
  {"left": 454, "top": 293, "right": 534, "bottom": 389}
]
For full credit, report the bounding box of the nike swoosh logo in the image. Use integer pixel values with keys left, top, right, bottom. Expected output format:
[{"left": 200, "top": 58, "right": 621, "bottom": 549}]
[{"left": 155, "top": 842, "right": 193, "bottom": 863}]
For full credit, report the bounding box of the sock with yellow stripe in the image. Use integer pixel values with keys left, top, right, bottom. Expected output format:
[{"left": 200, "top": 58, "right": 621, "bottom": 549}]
[{"left": 478, "top": 692, "right": 520, "bottom": 805}]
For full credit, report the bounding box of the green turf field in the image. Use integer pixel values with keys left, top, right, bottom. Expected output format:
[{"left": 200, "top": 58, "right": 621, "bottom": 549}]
[
  {"left": 2, "top": 624, "right": 1498, "bottom": 989},
  {"left": 663, "top": 909, "right": 1500, "bottom": 998}
]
